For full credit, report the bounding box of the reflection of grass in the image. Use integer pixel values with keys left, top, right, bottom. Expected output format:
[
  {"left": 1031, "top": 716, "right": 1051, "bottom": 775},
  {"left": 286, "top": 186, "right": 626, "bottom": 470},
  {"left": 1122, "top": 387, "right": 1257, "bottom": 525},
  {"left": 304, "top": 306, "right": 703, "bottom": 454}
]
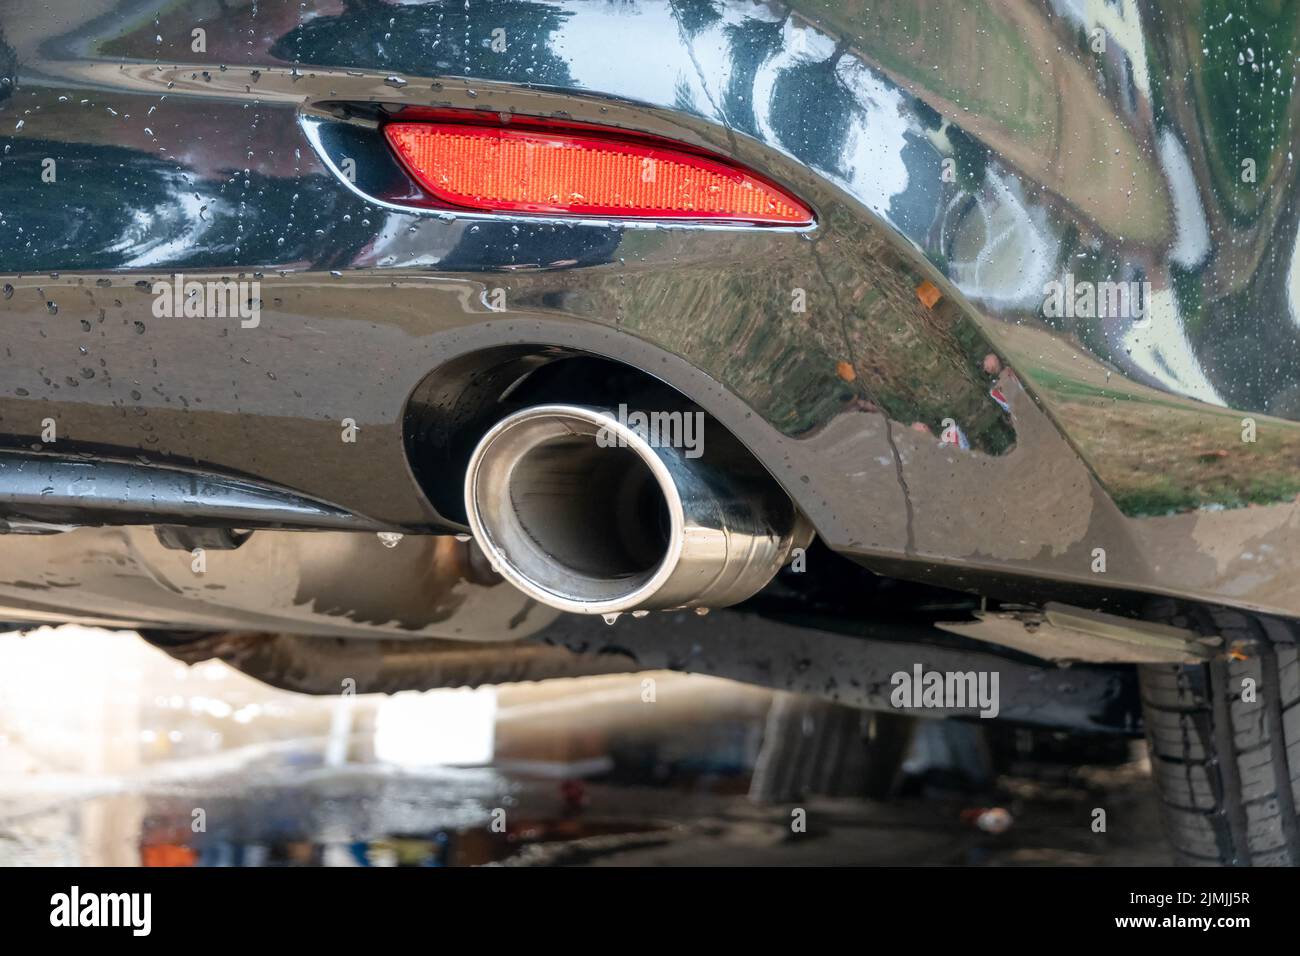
[
  {"left": 1183, "top": 0, "right": 1297, "bottom": 224},
  {"left": 537, "top": 213, "right": 1016, "bottom": 453},
  {"left": 1117, "top": 475, "right": 1300, "bottom": 515},
  {"left": 801, "top": 0, "right": 1047, "bottom": 137},
  {"left": 1028, "top": 367, "right": 1214, "bottom": 415},
  {"left": 993, "top": 322, "right": 1300, "bottom": 515},
  {"left": 820, "top": 210, "right": 1016, "bottom": 453},
  {"left": 1054, "top": 395, "right": 1300, "bottom": 514}
]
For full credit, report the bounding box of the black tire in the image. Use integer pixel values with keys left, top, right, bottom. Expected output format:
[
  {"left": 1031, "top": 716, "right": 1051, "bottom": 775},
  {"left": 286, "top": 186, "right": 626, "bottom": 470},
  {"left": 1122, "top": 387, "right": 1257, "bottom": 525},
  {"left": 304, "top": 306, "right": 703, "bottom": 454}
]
[{"left": 1139, "top": 606, "right": 1300, "bottom": 866}]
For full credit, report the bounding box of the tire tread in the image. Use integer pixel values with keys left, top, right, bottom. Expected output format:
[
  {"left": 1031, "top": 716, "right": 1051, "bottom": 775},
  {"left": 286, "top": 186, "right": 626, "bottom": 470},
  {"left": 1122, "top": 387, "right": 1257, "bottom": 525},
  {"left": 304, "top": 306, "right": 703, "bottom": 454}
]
[{"left": 1139, "top": 611, "right": 1300, "bottom": 866}]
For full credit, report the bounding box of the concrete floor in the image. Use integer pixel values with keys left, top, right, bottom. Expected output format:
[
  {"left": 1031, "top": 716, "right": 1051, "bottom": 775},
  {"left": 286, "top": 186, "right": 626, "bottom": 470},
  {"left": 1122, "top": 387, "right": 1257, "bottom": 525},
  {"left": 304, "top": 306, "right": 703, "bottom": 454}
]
[{"left": 0, "top": 626, "right": 1173, "bottom": 866}]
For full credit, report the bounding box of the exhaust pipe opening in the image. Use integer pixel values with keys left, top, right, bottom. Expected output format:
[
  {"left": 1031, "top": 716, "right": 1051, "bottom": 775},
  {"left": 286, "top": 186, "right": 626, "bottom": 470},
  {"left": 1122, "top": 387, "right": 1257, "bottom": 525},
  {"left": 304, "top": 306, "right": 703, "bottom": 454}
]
[
  {"left": 465, "top": 404, "right": 810, "bottom": 615},
  {"left": 508, "top": 434, "right": 672, "bottom": 588}
]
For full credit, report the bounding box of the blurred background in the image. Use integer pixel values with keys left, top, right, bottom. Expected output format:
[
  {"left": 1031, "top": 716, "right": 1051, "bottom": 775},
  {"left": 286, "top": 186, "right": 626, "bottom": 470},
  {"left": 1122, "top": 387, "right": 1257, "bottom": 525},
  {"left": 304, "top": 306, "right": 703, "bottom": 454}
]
[{"left": 0, "top": 626, "right": 1171, "bottom": 866}]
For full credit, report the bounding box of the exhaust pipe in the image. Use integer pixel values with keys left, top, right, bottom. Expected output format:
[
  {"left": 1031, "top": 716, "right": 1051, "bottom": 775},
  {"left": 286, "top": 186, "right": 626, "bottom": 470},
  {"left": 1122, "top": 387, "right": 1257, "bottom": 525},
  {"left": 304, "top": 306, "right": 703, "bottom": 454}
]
[{"left": 464, "top": 404, "right": 810, "bottom": 616}]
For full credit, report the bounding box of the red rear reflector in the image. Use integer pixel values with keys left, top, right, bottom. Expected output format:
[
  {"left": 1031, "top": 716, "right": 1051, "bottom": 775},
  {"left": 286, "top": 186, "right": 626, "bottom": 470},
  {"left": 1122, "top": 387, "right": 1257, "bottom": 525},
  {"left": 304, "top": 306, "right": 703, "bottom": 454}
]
[{"left": 383, "top": 122, "right": 812, "bottom": 225}]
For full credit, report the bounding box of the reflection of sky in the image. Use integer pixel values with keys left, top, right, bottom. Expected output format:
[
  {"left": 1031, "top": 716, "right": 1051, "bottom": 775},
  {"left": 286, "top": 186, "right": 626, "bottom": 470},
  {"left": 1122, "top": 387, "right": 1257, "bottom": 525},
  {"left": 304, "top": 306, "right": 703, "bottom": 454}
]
[
  {"left": 555, "top": 0, "right": 1224, "bottom": 409},
  {"left": 1121, "top": 287, "right": 1224, "bottom": 406},
  {"left": 752, "top": 21, "right": 838, "bottom": 141},
  {"left": 948, "top": 173, "right": 1060, "bottom": 311},
  {"left": 1053, "top": 0, "right": 1152, "bottom": 99},
  {"left": 312, "top": 0, "right": 1235, "bottom": 412},
  {"left": 559, "top": 5, "right": 916, "bottom": 224},
  {"left": 365, "top": 211, "right": 466, "bottom": 268},
  {"left": 557, "top": 0, "right": 746, "bottom": 110},
  {"left": 1102, "top": 128, "right": 1222, "bottom": 405},
  {"left": 365, "top": 0, "right": 1234, "bottom": 412},
  {"left": 831, "top": 55, "right": 912, "bottom": 220},
  {"left": 573, "top": 0, "right": 1055, "bottom": 314},
  {"left": 1287, "top": 218, "right": 1300, "bottom": 330},
  {"left": 889, "top": 134, "right": 943, "bottom": 239},
  {"left": 116, "top": 183, "right": 226, "bottom": 268},
  {"left": 1157, "top": 130, "right": 1211, "bottom": 269}
]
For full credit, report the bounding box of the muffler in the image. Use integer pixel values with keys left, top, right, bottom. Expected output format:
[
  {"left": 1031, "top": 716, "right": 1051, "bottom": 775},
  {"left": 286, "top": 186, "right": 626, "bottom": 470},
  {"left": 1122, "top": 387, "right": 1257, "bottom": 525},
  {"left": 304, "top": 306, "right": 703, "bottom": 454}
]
[{"left": 464, "top": 404, "right": 811, "bottom": 616}]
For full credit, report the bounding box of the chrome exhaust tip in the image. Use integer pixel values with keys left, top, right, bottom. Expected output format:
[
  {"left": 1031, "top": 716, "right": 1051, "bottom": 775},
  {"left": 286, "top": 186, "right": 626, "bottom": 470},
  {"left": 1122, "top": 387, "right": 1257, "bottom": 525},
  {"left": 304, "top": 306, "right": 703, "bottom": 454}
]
[{"left": 464, "top": 404, "right": 810, "bottom": 615}]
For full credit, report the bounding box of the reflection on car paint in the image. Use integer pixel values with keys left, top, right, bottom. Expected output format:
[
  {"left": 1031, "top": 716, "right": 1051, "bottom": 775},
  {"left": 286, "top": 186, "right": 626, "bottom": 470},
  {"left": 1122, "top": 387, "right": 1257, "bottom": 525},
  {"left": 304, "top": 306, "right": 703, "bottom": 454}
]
[{"left": 0, "top": 1, "right": 1298, "bottom": 618}]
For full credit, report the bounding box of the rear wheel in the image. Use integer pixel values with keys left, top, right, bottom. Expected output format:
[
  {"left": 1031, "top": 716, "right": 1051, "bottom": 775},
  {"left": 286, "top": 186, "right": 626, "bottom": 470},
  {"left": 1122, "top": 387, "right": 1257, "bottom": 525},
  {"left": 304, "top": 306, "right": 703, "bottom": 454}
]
[{"left": 1139, "top": 607, "right": 1300, "bottom": 865}]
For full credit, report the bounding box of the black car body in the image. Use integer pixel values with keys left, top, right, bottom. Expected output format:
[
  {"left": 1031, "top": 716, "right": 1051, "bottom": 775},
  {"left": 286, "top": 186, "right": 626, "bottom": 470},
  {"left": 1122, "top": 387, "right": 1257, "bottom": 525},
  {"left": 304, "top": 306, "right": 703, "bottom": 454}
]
[{"left": 1, "top": 0, "right": 1298, "bottom": 865}]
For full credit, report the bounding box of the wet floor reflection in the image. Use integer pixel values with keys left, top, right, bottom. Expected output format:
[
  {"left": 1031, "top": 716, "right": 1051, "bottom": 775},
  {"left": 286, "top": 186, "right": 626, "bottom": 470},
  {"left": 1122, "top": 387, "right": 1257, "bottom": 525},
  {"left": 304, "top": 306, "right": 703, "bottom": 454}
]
[{"left": 0, "top": 627, "right": 1171, "bottom": 866}]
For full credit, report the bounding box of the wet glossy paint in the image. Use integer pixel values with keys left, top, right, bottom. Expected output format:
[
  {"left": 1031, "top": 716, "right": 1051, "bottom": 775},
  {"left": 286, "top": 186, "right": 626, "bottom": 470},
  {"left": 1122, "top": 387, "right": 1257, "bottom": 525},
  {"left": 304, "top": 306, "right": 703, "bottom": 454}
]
[{"left": 0, "top": 1, "right": 1297, "bottom": 621}]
